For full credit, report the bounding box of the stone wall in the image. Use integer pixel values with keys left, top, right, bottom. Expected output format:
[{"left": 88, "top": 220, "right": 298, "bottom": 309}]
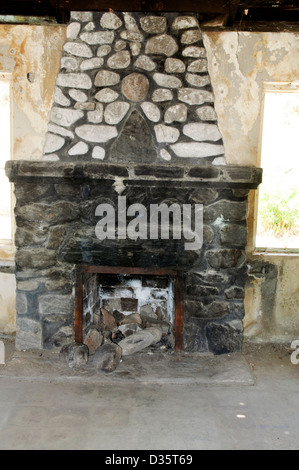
[{"left": 43, "top": 11, "right": 225, "bottom": 165}]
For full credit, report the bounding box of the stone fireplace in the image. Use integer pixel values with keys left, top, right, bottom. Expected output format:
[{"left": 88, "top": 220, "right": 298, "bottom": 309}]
[{"left": 5, "top": 11, "right": 262, "bottom": 356}]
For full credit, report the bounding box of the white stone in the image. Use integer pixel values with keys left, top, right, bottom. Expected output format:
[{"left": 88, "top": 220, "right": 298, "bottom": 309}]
[
  {"left": 63, "top": 42, "right": 93, "bottom": 58},
  {"left": 181, "top": 29, "right": 203, "bottom": 45},
  {"left": 172, "top": 16, "right": 200, "bottom": 30},
  {"left": 178, "top": 88, "right": 214, "bottom": 105},
  {"left": 183, "top": 123, "right": 222, "bottom": 141},
  {"left": 67, "top": 22, "right": 81, "bottom": 40},
  {"left": 92, "top": 146, "right": 106, "bottom": 160},
  {"left": 87, "top": 103, "right": 104, "bottom": 123},
  {"left": 84, "top": 22, "right": 95, "bottom": 31},
  {"left": 107, "top": 51, "right": 131, "bottom": 69},
  {"left": 50, "top": 107, "right": 84, "bottom": 127},
  {"left": 0, "top": 341, "right": 4, "bottom": 365},
  {"left": 140, "top": 16, "right": 167, "bottom": 34},
  {"left": 154, "top": 124, "right": 180, "bottom": 143},
  {"left": 61, "top": 57, "right": 78, "bottom": 72},
  {"left": 80, "top": 57, "right": 104, "bottom": 71},
  {"left": 80, "top": 31, "right": 115, "bottom": 45},
  {"left": 95, "top": 88, "right": 119, "bottom": 103},
  {"left": 68, "top": 89, "right": 88, "bottom": 102},
  {"left": 196, "top": 106, "right": 217, "bottom": 121},
  {"left": 129, "top": 42, "right": 141, "bottom": 56},
  {"left": 141, "top": 102, "right": 161, "bottom": 122},
  {"left": 115, "top": 40, "right": 126, "bottom": 51},
  {"left": 56, "top": 73, "right": 92, "bottom": 90},
  {"left": 164, "top": 58, "right": 185, "bottom": 73},
  {"left": 74, "top": 102, "right": 95, "bottom": 110},
  {"left": 187, "top": 59, "right": 208, "bottom": 72},
  {"left": 54, "top": 87, "right": 71, "bottom": 107},
  {"left": 71, "top": 12, "right": 93, "bottom": 22},
  {"left": 68, "top": 141, "right": 89, "bottom": 156},
  {"left": 134, "top": 55, "right": 156, "bottom": 71},
  {"left": 104, "top": 101, "right": 130, "bottom": 125},
  {"left": 48, "top": 124, "right": 74, "bottom": 138},
  {"left": 44, "top": 133, "right": 65, "bottom": 153},
  {"left": 170, "top": 142, "right": 224, "bottom": 158},
  {"left": 213, "top": 156, "right": 226, "bottom": 165},
  {"left": 97, "top": 45, "right": 111, "bottom": 57},
  {"left": 153, "top": 73, "right": 182, "bottom": 89},
  {"left": 160, "top": 149, "right": 172, "bottom": 161},
  {"left": 123, "top": 13, "right": 140, "bottom": 32},
  {"left": 186, "top": 73, "right": 210, "bottom": 88},
  {"left": 120, "top": 31, "right": 144, "bottom": 42},
  {"left": 182, "top": 46, "right": 206, "bottom": 58},
  {"left": 100, "top": 12, "right": 123, "bottom": 29},
  {"left": 118, "top": 327, "right": 162, "bottom": 356},
  {"left": 145, "top": 34, "right": 178, "bottom": 57},
  {"left": 94, "top": 70, "right": 120, "bottom": 87},
  {"left": 43, "top": 154, "right": 59, "bottom": 161},
  {"left": 75, "top": 124, "right": 118, "bottom": 143},
  {"left": 164, "top": 104, "right": 187, "bottom": 123},
  {"left": 152, "top": 88, "right": 173, "bottom": 102}
]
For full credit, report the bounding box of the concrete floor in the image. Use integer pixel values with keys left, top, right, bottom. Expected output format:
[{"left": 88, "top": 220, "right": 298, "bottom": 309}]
[{"left": 0, "top": 339, "right": 298, "bottom": 450}]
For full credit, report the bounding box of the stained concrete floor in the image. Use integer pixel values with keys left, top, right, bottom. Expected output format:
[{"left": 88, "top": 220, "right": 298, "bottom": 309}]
[{"left": 0, "top": 338, "right": 298, "bottom": 450}]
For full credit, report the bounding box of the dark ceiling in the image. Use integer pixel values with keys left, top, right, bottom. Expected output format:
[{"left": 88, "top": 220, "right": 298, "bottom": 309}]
[{"left": 0, "top": 0, "right": 298, "bottom": 30}]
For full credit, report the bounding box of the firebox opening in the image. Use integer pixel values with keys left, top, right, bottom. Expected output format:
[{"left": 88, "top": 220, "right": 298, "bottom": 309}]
[{"left": 75, "top": 266, "right": 183, "bottom": 357}]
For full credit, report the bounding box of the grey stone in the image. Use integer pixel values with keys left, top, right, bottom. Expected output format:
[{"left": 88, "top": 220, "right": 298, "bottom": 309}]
[
  {"left": 182, "top": 46, "right": 206, "bottom": 58},
  {"left": 118, "top": 322, "right": 142, "bottom": 337},
  {"left": 187, "top": 59, "right": 208, "bottom": 73},
  {"left": 47, "top": 225, "right": 66, "bottom": 250},
  {"left": 204, "top": 200, "right": 248, "bottom": 224},
  {"left": 181, "top": 29, "right": 203, "bottom": 45},
  {"left": 120, "top": 313, "right": 142, "bottom": 326},
  {"left": 140, "top": 304, "right": 157, "bottom": 318},
  {"left": 225, "top": 286, "right": 245, "bottom": 299},
  {"left": 118, "top": 327, "right": 162, "bottom": 356},
  {"left": 74, "top": 102, "right": 95, "bottom": 111},
  {"left": 171, "top": 142, "right": 224, "bottom": 158},
  {"left": 104, "top": 101, "right": 130, "bottom": 125},
  {"left": 48, "top": 124, "right": 74, "bottom": 138},
  {"left": 206, "top": 249, "right": 246, "bottom": 269},
  {"left": 56, "top": 73, "right": 92, "bottom": 90},
  {"left": 190, "top": 188, "right": 219, "bottom": 204},
  {"left": 16, "top": 249, "right": 57, "bottom": 269},
  {"left": 84, "top": 328, "right": 103, "bottom": 355},
  {"left": 80, "top": 31, "right": 115, "bottom": 45},
  {"left": 63, "top": 42, "right": 92, "bottom": 58},
  {"left": 140, "top": 16, "right": 167, "bottom": 34},
  {"left": 206, "top": 321, "right": 243, "bottom": 355},
  {"left": 220, "top": 224, "right": 248, "bottom": 247},
  {"left": 145, "top": 34, "right": 178, "bottom": 57},
  {"left": 154, "top": 124, "right": 180, "bottom": 143},
  {"left": 100, "top": 12, "right": 122, "bottom": 29},
  {"left": 15, "top": 317, "right": 43, "bottom": 350},
  {"left": 186, "top": 73, "right": 210, "bottom": 88},
  {"left": 92, "top": 343, "right": 122, "bottom": 373},
  {"left": 17, "top": 280, "right": 40, "bottom": 292},
  {"left": 107, "top": 51, "right": 131, "bottom": 69},
  {"left": 66, "top": 22, "right": 81, "bottom": 39},
  {"left": 16, "top": 292, "right": 28, "bottom": 315},
  {"left": 44, "top": 133, "right": 65, "bottom": 154},
  {"left": 80, "top": 57, "right": 104, "bottom": 71},
  {"left": 196, "top": 106, "right": 217, "bottom": 121},
  {"left": 141, "top": 102, "right": 161, "bottom": 122},
  {"left": 172, "top": 16, "right": 199, "bottom": 30},
  {"left": 183, "top": 123, "right": 222, "bottom": 141},
  {"left": 95, "top": 88, "right": 119, "bottom": 103},
  {"left": 60, "top": 342, "right": 89, "bottom": 368},
  {"left": 39, "top": 294, "right": 73, "bottom": 316},
  {"left": 94, "top": 70, "right": 120, "bottom": 87},
  {"left": 53, "top": 87, "right": 71, "bottom": 107},
  {"left": 120, "top": 31, "right": 144, "bottom": 42},
  {"left": 68, "top": 141, "right": 89, "bottom": 156},
  {"left": 87, "top": 104, "right": 104, "bottom": 123},
  {"left": 61, "top": 57, "right": 79, "bottom": 72},
  {"left": 135, "top": 55, "right": 156, "bottom": 71},
  {"left": 68, "top": 89, "right": 88, "bottom": 102},
  {"left": 100, "top": 308, "right": 116, "bottom": 331},
  {"left": 71, "top": 12, "right": 93, "bottom": 22},
  {"left": 164, "top": 58, "right": 185, "bottom": 73},
  {"left": 15, "top": 201, "right": 79, "bottom": 224},
  {"left": 123, "top": 12, "right": 140, "bottom": 32},
  {"left": 75, "top": 124, "right": 118, "bottom": 143},
  {"left": 92, "top": 146, "right": 105, "bottom": 159},
  {"left": 153, "top": 73, "right": 182, "bottom": 89},
  {"left": 97, "top": 45, "right": 111, "bottom": 57},
  {"left": 178, "top": 88, "right": 214, "bottom": 105},
  {"left": 152, "top": 88, "right": 173, "bottom": 102},
  {"left": 164, "top": 104, "right": 187, "bottom": 123}
]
